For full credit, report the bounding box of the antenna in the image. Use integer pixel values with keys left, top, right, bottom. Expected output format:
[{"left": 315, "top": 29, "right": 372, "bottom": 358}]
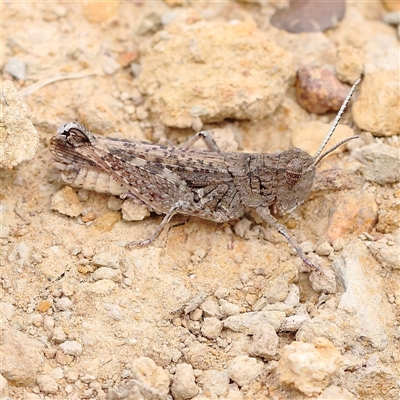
[{"left": 312, "top": 78, "right": 361, "bottom": 164}]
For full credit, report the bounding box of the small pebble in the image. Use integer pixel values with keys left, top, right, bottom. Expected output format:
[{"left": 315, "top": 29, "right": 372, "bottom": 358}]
[
  {"left": 249, "top": 323, "right": 279, "bottom": 359},
  {"left": 102, "top": 55, "right": 121, "bottom": 75},
  {"left": 219, "top": 299, "right": 240, "bottom": 317},
  {"left": 121, "top": 200, "right": 150, "bottom": 221},
  {"left": 214, "top": 287, "right": 230, "bottom": 299},
  {"left": 59, "top": 340, "right": 83, "bottom": 357},
  {"left": 37, "top": 375, "right": 58, "bottom": 394},
  {"left": 353, "top": 143, "right": 400, "bottom": 185},
  {"left": 0, "top": 225, "right": 10, "bottom": 239},
  {"left": 29, "top": 313, "right": 43, "bottom": 327},
  {"left": 80, "top": 374, "right": 96, "bottom": 383},
  {"left": 130, "top": 63, "right": 142, "bottom": 78},
  {"left": 66, "top": 370, "right": 79, "bottom": 383},
  {"left": 43, "top": 316, "right": 55, "bottom": 332},
  {"left": 123, "top": 278, "right": 132, "bottom": 286},
  {"left": 197, "top": 369, "right": 230, "bottom": 397},
  {"left": 200, "top": 298, "right": 222, "bottom": 318},
  {"left": 92, "top": 252, "right": 120, "bottom": 268},
  {"left": 171, "top": 364, "right": 198, "bottom": 400},
  {"left": 190, "top": 308, "right": 203, "bottom": 321},
  {"left": 54, "top": 297, "right": 73, "bottom": 311},
  {"left": 92, "top": 267, "right": 122, "bottom": 282},
  {"left": 4, "top": 58, "right": 26, "bottom": 80},
  {"left": 51, "top": 186, "right": 83, "bottom": 217},
  {"left": 201, "top": 317, "right": 223, "bottom": 339},
  {"left": 228, "top": 356, "right": 264, "bottom": 387},
  {"left": 280, "top": 314, "right": 309, "bottom": 332},
  {"left": 103, "top": 302, "right": 123, "bottom": 320},
  {"left": 49, "top": 367, "right": 64, "bottom": 380},
  {"left": 136, "top": 106, "right": 149, "bottom": 120},
  {"left": 0, "top": 302, "right": 15, "bottom": 320},
  {"left": 283, "top": 284, "right": 300, "bottom": 307},
  {"left": 332, "top": 237, "right": 345, "bottom": 251},
  {"left": 309, "top": 266, "right": 337, "bottom": 294},
  {"left": 382, "top": 11, "right": 400, "bottom": 25},
  {"left": 224, "top": 311, "right": 285, "bottom": 334},
  {"left": 316, "top": 242, "right": 333, "bottom": 256},
  {"left": 234, "top": 218, "right": 252, "bottom": 239},
  {"left": 52, "top": 326, "right": 66, "bottom": 343},
  {"left": 124, "top": 105, "right": 135, "bottom": 115},
  {"left": 82, "top": 212, "right": 96, "bottom": 223}
]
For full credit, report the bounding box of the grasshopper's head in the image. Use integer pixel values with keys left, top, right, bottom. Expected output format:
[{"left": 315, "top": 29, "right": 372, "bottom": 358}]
[
  {"left": 275, "top": 78, "right": 361, "bottom": 213},
  {"left": 54, "top": 122, "right": 97, "bottom": 147},
  {"left": 275, "top": 148, "right": 316, "bottom": 213},
  {"left": 50, "top": 122, "right": 97, "bottom": 166}
]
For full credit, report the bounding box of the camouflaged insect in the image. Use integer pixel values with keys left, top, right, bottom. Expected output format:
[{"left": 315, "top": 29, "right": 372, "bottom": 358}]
[{"left": 50, "top": 79, "right": 361, "bottom": 273}]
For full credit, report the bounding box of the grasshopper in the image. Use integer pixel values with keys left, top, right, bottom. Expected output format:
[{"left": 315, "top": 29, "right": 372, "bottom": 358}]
[{"left": 50, "top": 79, "right": 360, "bottom": 273}]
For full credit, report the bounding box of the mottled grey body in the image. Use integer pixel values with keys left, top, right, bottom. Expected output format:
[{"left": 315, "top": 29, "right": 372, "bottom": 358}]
[{"left": 50, "top": 79, "right": 360, "bottom": 273}]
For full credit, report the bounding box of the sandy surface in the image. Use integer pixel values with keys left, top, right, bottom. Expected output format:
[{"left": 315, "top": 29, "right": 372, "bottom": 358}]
[{"left": 1, "top": 1, "right": 400, "bottom": 399}]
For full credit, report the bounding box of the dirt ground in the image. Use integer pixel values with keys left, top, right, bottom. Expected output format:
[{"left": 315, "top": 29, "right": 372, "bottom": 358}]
[{"left": 1, "top": 1, "right": 400, "bottom": 400}]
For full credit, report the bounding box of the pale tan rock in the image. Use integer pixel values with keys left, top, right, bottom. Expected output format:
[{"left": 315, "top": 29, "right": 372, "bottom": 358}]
[
  {"left": 329, "top": 8, "right": 393, "bottom": 51},
  {"left": 296, "top": 310, "right": 348, "bottom": 350},
  {"left": 252, "top": 263, "right": 297, "bottom": 308},
  {"left": 0, "top": 328, "right": 44, "bottom": 386},
  {"left": 184, "top": 342, "right": 215, "bottom": 370},
  {"left": 196, "top": 369, "right": 230, "bottom": 397},
  {"left": 228, "top": 355, "right": 264, "bottom": 387},
  {"left": 382, "top": 0, "right": 400, "bottom": 11},
  {"left": 316, "top": 385, "right": 355, "bottom": 399},
  {"left": 277, "top": 337, "right": 343, "bottom": 397},
  {"left": 51, "top": 186, "right": 84, "bottom": 217},
  {"left": 367, "top": 230, "right": 400, "bottom": 270},
  {"left": 171, "top": 363, "right": 198, "bottom": 400},
  {"left": 272, "top": 32, "right": 336, "bottom": 71},
  {"left": 0, "top": 374, "right": 8, "bottom": 395},
  {"left": 88, "top": 279, "right": 117, "bottom": 294},
  {"left": 131, "top": 357, "right": 170, "bottom": 394},
  {"left": 138, "top": 14, "right": 293, "bottom": 128},
  {"left": 376, "top": 198, "right": 400, "bottom": 233},
  {"left": 89, "top": 211, "right": 121, "bottom": 233},
  {"left": 335, "top": 45, "right": 364, "bottom": 84},
  {"left": 81, "top": 1, "right": 120, "bottom": 23},
  {"left": 325, "top": 191, "right": 378, "bottom": 242},
  {"left": 121, "top": 199, "right": 150, "bottom": 221},
  {"left": 353, "top": 143, "right": 400, "bottom": 184},
  {"left": 248, "top": 323, "right": 279, "bottom": 359},
  {"left": 298, "top": 242, "right": 391, "bottom": 353},
  {"left": 332, "top": 241, "right": 391, "bottom": 351},
  {"left": 201, "top": 317, "right": 223, "bottom": 339},
  {"left": 353, "top": 71, "right": 400, "bottom": 136},
  {"left": 37, "top": 375, "right": 58, "bottom": 394},
  {"left": 363, "top": 32, "right": 398, "bottom": 74},
  {"left": 291, "top": 121, "right": 354, "bottom": 157},
  {"left": 25, "top": 394, "right": 42, "bottom": 400},
  {"left": 92, "top": 267, "right": 122, "bottom": 282},
  {"left": 0, "top": 80, "right": 38, "bottom": 169},
  {"left": 224, "top": 310, "right": 286, "bottom": 333}
]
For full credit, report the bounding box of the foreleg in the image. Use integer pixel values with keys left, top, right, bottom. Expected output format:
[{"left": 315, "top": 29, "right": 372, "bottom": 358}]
[{"left": 256, "top": 206, "right": 322, "bottom": 274}]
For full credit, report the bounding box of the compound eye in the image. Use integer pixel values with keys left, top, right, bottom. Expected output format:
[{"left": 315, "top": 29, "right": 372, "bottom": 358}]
[
  {"left": 285, "top": 158, "right": 303, "bottom": 186},
  {"left": 57, "top": 123, "right": 91, "bottom": 147},
  {"left": 66, "top": 128, "right": 90, "bottom": 146}
]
